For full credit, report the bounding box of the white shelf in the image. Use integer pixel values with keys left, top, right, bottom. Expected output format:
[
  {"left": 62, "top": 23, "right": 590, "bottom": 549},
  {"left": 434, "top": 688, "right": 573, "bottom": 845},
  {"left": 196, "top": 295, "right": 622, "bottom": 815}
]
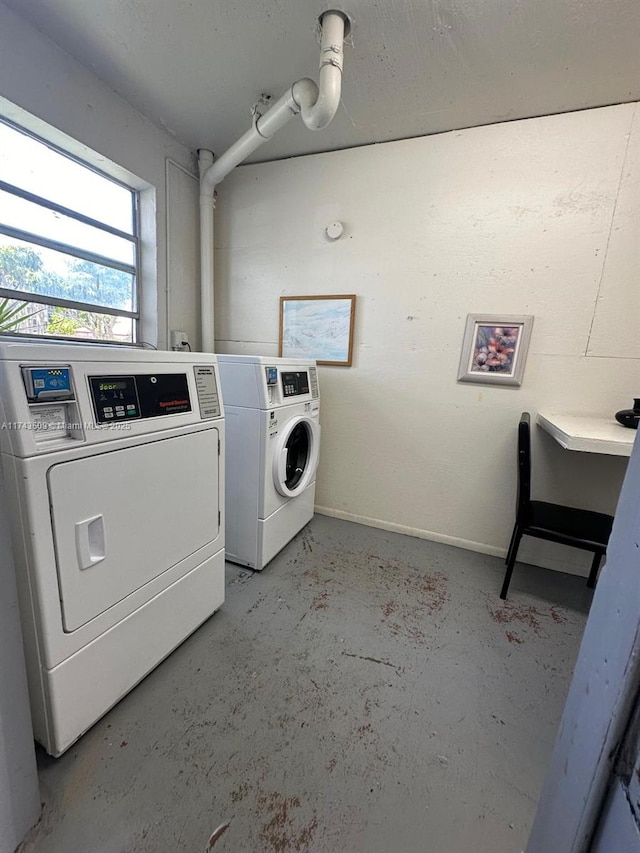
[{"left": 537, "top": 412, "right": 636, "bottom": 457}]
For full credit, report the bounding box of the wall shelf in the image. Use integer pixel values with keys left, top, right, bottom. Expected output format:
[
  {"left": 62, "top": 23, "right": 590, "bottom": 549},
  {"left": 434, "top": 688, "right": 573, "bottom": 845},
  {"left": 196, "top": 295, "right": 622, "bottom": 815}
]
[{"left": 537, "top": 412, "right": 636, "bottom": 457}]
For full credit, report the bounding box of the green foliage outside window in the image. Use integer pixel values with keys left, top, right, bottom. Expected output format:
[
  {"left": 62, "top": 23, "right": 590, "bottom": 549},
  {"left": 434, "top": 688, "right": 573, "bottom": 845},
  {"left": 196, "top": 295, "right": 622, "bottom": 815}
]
[
  {"left": 0, "top": 244, "right": 130, "bottom": 340},
  {"left": 0, "top": 296, "right": 39, "bottom": 332}
]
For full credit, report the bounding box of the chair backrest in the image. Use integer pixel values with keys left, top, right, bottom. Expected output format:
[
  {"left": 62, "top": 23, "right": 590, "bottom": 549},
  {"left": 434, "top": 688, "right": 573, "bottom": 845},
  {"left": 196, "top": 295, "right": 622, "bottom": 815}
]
[{"left": 517, "top": 412, "right": 532, "bottom": 516}]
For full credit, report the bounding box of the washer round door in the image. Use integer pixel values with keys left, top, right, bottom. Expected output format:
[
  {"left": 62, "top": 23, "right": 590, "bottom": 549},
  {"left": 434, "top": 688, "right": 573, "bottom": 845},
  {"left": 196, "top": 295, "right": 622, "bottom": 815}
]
[{"left": 273, "top": 415, "right": 320, "bottom": 498}]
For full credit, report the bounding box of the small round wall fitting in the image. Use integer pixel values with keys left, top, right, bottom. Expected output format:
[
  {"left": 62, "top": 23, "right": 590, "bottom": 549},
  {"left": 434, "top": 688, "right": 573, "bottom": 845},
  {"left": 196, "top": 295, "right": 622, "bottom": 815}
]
[{"left": 326, "top": 221, "right": 344, "bottom": 240}]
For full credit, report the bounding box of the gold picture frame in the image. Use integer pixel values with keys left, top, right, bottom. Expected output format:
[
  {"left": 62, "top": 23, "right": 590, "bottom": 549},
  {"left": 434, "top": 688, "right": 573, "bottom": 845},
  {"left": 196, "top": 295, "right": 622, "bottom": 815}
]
[{"left": 279, "top": 294, "right": 356, "bottom": 366}]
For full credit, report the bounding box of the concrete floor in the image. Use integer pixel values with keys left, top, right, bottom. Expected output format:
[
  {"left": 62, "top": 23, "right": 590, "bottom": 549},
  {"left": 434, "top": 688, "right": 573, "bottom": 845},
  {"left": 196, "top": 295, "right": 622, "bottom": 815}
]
[{"left": 19, "top": 515, "right": 592, "bottom": 853}]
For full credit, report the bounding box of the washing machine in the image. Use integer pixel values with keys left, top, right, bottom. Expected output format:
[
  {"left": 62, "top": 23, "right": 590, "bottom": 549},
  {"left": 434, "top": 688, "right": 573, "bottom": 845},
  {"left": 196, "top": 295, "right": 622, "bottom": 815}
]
[
  {"left": 217, "top": 354, "right": 320, "bottom": 570},
  {"left": 0, "top": 341, "right": 225, "bottom": 756}
]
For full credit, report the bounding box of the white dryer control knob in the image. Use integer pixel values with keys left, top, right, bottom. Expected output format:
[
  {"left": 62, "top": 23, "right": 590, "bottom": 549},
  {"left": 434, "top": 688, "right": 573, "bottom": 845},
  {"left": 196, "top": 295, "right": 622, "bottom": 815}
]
[{"left": 326, "top": 221, "right": 344, "bottom": 240}]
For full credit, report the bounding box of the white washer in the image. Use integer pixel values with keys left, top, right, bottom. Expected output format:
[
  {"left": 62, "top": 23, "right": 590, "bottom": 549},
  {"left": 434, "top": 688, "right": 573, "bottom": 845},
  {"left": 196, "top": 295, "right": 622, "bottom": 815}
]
[
  {"left": 0, "top": 341, "right": 225, "bottom": 756},
  {"left": 217, "top": 355, "right": 320, "bottom": 570}
]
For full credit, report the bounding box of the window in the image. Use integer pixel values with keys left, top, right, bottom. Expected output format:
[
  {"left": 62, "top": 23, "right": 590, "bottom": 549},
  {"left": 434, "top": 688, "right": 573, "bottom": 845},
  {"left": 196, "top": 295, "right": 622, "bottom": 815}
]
[{"left": 0, "top": 118, "right": 139, "bottom": 343}]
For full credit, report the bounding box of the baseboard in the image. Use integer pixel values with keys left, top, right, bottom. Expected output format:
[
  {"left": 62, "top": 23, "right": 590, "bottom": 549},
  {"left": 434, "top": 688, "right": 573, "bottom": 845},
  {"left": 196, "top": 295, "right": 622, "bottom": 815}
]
[
  {"left": 313, "top": 505, "right": 591, "bottom": 578},
  {"left": 314, "top": 505, "right": 505, "bottom": 557}
]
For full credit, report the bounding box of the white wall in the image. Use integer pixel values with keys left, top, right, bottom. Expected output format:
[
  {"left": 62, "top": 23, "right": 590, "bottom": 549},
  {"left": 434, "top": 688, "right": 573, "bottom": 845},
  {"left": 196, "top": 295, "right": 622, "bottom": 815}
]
[
  {"left": 0, "top": 1, "right": 200, "bottom": 350},
  {"left": 0, "top": 4, "right": 635, "bottom": 580},
  {"left": 215, "top": 103, "right": 639, "bottom": 575}
]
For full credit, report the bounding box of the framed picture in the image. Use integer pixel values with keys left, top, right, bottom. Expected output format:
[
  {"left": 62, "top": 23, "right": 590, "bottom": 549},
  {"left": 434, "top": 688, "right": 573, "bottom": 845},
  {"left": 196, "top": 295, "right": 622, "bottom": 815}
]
[
  {"left": 457, "top": 314, "right": 534, "bottom": 386},
  {"left": 279, "top": 294, "right": 356, "bottom": 366}
]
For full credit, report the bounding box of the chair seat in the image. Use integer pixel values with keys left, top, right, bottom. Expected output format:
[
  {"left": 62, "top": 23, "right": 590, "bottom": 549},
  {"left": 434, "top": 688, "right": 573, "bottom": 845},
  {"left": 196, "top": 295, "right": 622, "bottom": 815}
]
[{"left": 526, "top": 500, "right": 613, "bottom": 550}]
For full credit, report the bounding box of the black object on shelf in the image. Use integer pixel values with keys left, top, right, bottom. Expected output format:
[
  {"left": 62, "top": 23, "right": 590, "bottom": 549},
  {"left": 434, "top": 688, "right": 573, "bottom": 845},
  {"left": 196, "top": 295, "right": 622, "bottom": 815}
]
[{"left": 615, "top": 398, "right": 640, "bottom": 430}]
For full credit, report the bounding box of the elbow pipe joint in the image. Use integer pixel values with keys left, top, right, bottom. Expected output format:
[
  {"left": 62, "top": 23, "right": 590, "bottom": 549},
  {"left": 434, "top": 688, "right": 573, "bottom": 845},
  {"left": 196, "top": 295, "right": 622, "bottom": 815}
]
[
  {"left": 297, "top": 9, "right": 348, "bottom": 131},
  {"left": 292, "top": 78, "right": 320, "bottom": 113}
]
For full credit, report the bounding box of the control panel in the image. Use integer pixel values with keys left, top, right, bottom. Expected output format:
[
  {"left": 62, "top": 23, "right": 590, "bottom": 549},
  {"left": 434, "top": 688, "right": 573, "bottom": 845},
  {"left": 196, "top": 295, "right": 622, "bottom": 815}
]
[
  {"left": 2, "top": 348, "right": 223, "bottom": 457},
  {"left": 89, "top": 376, "right": 139, "bottom": 423},
  {"left": 89, "top": 373, "right": 191, "bottom": 424},
  {"left": 281, "top": 371, "right": 310, "bottom": 398}
]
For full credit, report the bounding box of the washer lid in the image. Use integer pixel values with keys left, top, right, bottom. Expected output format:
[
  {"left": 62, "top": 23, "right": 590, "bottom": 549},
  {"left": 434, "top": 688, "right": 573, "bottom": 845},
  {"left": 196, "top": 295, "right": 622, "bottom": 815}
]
[{"left": 272, "top": 415, "right": 320, "bottom": 498}]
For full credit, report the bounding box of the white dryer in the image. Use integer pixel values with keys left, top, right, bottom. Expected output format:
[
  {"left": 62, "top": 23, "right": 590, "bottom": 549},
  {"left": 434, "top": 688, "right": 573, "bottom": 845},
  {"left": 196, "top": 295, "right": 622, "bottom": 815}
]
[
  {"left": 217, "top": 355, "right": 320, "bottom": 570},
  {"left": 0, "top": 341, "right": 225, "bottom": 756}
]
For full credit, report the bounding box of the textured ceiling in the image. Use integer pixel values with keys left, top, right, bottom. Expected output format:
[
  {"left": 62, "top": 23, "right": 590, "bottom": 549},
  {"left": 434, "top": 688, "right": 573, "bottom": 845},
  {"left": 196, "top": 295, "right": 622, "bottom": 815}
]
[{"left": 3, "top": 0, "right": 640, "bottom": 164}]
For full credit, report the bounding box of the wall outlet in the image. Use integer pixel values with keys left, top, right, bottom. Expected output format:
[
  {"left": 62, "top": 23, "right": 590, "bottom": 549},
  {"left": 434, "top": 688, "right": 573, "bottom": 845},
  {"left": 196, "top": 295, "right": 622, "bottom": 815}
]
[{"left": 170, "top": 330, "right": 190, "bottom": 351}]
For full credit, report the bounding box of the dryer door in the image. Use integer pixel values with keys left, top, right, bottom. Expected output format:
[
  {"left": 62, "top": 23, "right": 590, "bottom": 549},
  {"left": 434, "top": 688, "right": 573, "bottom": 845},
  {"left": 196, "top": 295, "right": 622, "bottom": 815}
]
[
  {"left": 272, "top": 416, "right": 320, "bottom": 498},
  {"left": 48, "top": 428, "right": 219, "bottom": 631}
]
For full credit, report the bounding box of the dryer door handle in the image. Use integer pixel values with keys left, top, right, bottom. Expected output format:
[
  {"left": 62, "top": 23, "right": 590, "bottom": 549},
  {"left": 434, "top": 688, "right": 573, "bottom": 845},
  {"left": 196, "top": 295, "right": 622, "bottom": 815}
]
[{"left": 75, "top": 514, "right": 106, "bottom": 570}]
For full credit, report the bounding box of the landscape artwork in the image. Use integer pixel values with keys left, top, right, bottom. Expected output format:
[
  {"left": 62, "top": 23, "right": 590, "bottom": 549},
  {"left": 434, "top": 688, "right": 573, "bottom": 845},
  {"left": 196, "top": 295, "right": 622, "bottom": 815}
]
[{"left": 279, "top": 295, "right": 356, "bottom": 366}]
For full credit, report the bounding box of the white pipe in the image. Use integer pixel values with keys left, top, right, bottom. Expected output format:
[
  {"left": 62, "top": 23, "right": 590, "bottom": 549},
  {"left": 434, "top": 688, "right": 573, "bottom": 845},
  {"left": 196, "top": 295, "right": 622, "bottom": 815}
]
[
  {"left": 198, "top": 150, "right": 215, "bottom": 353},
  {"left": 199, "top": 10, "right": 348, "bottom": 352},
  {"left": 200, "top": 88, "right": 303, "bottom": 195},
  {"left": 165, "top": 157, "right": 199, "bottom": 350},
  {"left": 299, "top": 10, "right": 346, "bottom": 130}
]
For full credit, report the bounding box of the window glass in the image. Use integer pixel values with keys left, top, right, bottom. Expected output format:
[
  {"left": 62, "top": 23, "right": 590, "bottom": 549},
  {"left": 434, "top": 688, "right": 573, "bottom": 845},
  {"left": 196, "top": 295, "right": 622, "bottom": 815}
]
[
  {"left": 0, "top": 236, "right": 135, "bottom": 312},
  {"left": 0, "top": 296, "right": 134, "bottom": 344},
  {"left": 0, "top": 191, "right": 135, "bottom": 266},
  {"left": 285, "top": 423, "right": 310, "bottom": 489},
  {"left": 0, "top": 119, "right": 138, "bottom": 344},
  {"left": 0, "top": 122, "right": 134, "bottom": 233}
]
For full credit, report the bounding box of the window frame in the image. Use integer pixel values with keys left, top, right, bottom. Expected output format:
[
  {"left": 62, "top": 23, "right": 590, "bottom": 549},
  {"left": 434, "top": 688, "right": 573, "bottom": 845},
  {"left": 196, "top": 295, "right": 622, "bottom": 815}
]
[{"left": 0, "top": 116, "right": 141, "bottom": 345}]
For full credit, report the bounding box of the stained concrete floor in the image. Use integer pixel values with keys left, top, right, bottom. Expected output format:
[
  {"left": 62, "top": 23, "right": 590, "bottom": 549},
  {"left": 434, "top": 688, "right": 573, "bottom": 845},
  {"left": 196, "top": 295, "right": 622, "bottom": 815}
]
[{"left": 20, "top": 515, "right": 592, "bottom": 853}]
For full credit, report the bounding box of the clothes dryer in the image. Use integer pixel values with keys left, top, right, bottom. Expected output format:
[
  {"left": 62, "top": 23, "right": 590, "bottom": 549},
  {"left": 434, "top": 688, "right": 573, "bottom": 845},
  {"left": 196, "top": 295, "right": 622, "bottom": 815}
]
[
  {"left": 217, "top": 355, "right": 320, "bottom": 570},
  {"left": 0, "top": 341, "right": 225, "bottom": 756}
]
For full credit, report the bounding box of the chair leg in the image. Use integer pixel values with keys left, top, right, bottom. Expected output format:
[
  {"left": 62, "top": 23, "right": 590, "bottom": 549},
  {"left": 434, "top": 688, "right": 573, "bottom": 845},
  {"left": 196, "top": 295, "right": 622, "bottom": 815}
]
[
  {"left": 501, "top": 528, "right": 524, "bottom": 600},
  {"left": 587, "top": 553, "right": 602, "bottom": 589},
  {"left": 505, "top": 523, "right": 519, "bottom": 566}
]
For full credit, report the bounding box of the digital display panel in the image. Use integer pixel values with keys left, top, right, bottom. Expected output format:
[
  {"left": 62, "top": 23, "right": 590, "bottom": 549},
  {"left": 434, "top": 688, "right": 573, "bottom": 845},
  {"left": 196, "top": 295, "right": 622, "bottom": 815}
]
[
  {"left": 89, "top": 375, "right": 139, "bottom": 423},
  {"left": 281, "top": 371, "right": 310, "bottom": 397},
  {"left": 89, "top": 373, "right": 191, "bottom": 423},
  {"left": 98, "top": 381, "right": 128, "bottom": 392}
]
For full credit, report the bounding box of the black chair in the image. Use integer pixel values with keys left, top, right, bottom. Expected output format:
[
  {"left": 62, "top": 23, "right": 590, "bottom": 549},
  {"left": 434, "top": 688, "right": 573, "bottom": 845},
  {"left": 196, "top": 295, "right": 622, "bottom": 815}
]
[{"left": 500, "top": 413, "right": 614, "bottom": 600}]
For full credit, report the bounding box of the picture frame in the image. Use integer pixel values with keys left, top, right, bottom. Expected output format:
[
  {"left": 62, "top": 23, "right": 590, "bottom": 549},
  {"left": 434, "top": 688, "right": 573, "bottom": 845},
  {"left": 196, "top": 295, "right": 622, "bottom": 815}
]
[
  {"left": 457, "top": 314, "right": 534, "bottom": 387},
  {"left": 279, "top": 294, "right": 356, "bottom": 366}
]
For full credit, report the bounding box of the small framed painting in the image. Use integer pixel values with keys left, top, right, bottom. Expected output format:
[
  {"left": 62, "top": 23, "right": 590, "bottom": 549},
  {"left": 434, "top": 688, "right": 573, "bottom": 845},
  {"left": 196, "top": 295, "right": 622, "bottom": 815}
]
[
  {"left": 457, "top": 314, "right": 534, "bottom": 386},
  {"left": 279, "top": 294, "right": 356, "bottom": 366}
]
